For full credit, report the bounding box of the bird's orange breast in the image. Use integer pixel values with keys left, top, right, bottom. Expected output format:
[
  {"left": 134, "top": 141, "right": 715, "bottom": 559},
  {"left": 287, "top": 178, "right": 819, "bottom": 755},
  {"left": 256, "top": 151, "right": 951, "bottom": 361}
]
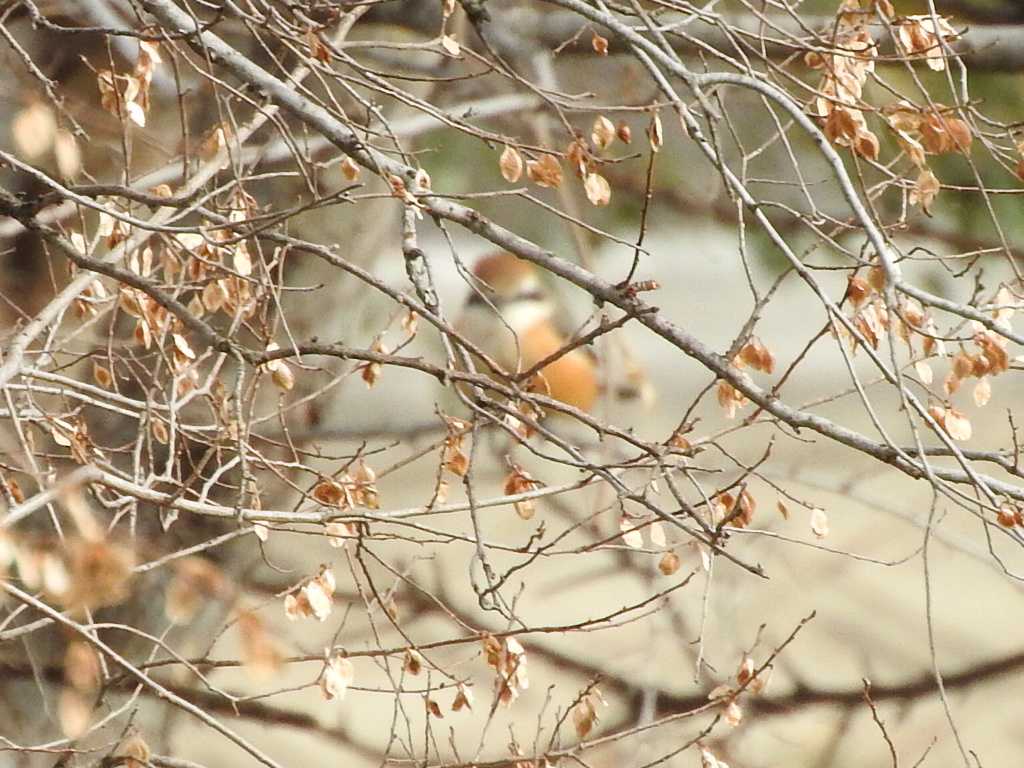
[{"left": 518, "top": 321, "right": 599, "bottom": 413}]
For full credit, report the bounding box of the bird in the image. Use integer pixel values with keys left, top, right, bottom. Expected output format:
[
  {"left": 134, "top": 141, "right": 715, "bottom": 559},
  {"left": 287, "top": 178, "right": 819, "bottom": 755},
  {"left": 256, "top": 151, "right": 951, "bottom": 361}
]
[{"left": 454, "top": 251, "right": 599, "bottom": 414}]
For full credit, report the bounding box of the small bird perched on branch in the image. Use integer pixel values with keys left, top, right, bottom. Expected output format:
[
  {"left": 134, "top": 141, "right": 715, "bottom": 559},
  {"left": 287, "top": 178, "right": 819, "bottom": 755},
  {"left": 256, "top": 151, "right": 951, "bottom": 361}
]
[{"left": 455, "top": 251, "right": 599, "bottom": 414}]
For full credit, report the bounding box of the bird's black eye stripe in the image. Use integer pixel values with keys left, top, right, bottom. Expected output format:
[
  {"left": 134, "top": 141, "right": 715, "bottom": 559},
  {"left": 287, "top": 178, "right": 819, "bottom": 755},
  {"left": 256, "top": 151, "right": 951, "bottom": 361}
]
[{"left": 465, "top": 288, "right": 545, "bottom": 307}]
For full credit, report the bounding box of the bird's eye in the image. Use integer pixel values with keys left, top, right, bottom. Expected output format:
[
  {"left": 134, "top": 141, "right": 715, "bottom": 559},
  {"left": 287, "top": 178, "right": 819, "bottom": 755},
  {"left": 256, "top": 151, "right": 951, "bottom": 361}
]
[{"left": 466, "top": 290, "right": 490, "bottom": 306}]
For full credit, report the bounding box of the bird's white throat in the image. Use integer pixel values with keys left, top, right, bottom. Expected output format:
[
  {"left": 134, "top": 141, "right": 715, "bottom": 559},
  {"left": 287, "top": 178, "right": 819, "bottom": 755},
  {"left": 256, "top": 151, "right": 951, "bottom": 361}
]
[
  {"left": 457, "top": 295, "right": 552, "bottom": 369},
  {"left": 493, "top": 296, "right": 551, "bottom": 332}
]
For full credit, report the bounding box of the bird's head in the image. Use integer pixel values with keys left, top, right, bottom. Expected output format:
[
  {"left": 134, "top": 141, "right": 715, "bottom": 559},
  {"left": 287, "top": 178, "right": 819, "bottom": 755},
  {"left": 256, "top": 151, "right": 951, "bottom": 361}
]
[{"left": 467, "top": 252, "right": 547, "bottom": 315}]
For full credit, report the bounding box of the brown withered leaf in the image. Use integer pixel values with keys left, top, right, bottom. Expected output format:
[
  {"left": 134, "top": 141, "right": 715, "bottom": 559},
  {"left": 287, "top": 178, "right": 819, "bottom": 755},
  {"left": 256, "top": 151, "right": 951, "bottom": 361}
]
[
  {"left": 996, "top": 503, "right": 1017, "bottom": 528},
  {"left": 504, "top": 465, "right": 541, "bottom": 520},
  {"left": 896, "top": 14, "right": 959, "bottom": 72},
  {"left": 151, "top": 418, "right": 169, "bottom": 444},
  {"left": 658, "top": 551, "right": 681, "bottom": 575},
  {"left": 482, "top": 634, "right": 529, "bottom": 706},
  {"left": 271, "top": 360, "right": 295, "bottom": 392},
  {"left": 853, "top": 128, "right": 880, "bottom": 161},
  {"left": 401, "top": 309, "right": 419, "bottom": 337},
  {"left": 875, "top": 0, "right": 895, "bottom": 19},
  {"left": 340, "top": 155, "right": 361, "bottom": 181},
  {"left": 313, "top": 479, "right": 350, "bottom": 507},
  {"left": 736, "top": 655, "right": 756, "bottom": 686},
  {"left": 92, "top": 361, "right": 113, "bottom": 388},
  {"left": 361, "top": 339, "right": 389, "bottom": 388},
  {"left": 868, "top": 268, "right": 884, "bottom": 296},
  {"left": 847, "top": 275, "right": 872, "bottom": 307},
  {"left": 973, "top": 376, "right": 992, "bottom": 407},
  {"left": 804, "top": 50, "right": 825, "bottom": 69},
  {"left": 591, "top": 116, "right": 615, "bottom": 151},
  {"left": 233, "top": 243, "right": 253, "bottom": 276},
  {"left": 583, "top": 172, "right": 611, "bottom": 206},
  {"left": 352, "top": 459, "right": 379, "bottom": 509},
  {"left": 647, "top": 112, "right": 663, "bottom": 151},
  {"left": 668, "top": 431, "right": 691, "bottom": 453},
  {"left": 444, "top": 440, "right": 469, "bottom": 477},
  {"left": 952, "top": 351, "right": 974, "bottom": 380},
  {"left": 284, "top": 567, "right": 336, "bottom": 622},
  {"left": 499, "top": 145, "right": 523, "bottom": 183},
  {"left": 321, "top": 654, "right": 355, "bottom": 700},
  {"left": 452, "top": 682, "right": 474, "bottom": 711},
  {"left": 325, "top": 521, "right": 357, "bottom": 549},
  {"left": 716, "top": 379, "right": 748, "bottom": 419},
  {"left": 97, "top": 70, "right": 120, "bottom": 118},
  {"left": 404, "top": 649, "right": 423, "bottom": 675},
  {"left": 362, "top": 360, "right": 381, "bottom": 387},
  {"left": 201, "top": 280, "right": 227, "bottom": 312},
  {"left": 943, "top": 407, "right": 972, "bottom": 441},
  {"left": 527, "top": 153, "right": 563, "bottom": 188},
  {"left": 975, "top": 331, "right": 1009, "bottom": 375},
  {"left": 172, "top": 333, "right": 196, "bottom": 361},
  {"left": 441, "top": 34, "right": 460, "bottom": 56},
  {"left": 566, "top": 140, "right": 588, "bottom": 177},
  {"left": 738, "top": 337, "right": 775, "bottom": 374},
  {"left": 776, "top": 499, "right": 790, "bottom": 520},
  {"left": 733, "top": 489, "right": 756, "bottom": 528},
  {"left": 572, "top": 689, "right": 605, "bottom": 738},
  {"left": 115, "top": 732, "right": 151, "bottom": 768},
  {"left": 199, "top": 122, "right": 234, "bottom": 160},
  {"left": 307, "top": 28, "right": 332, "bottom": 62},
  {"left": 946, "top": 115, "right": 972, "bottom": 152},
  {"left": 910, "top": 168, "right": 940, "bottom": 214},
  {"left": 919, "top": 110, "right": 960, "bottom": 154}
]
